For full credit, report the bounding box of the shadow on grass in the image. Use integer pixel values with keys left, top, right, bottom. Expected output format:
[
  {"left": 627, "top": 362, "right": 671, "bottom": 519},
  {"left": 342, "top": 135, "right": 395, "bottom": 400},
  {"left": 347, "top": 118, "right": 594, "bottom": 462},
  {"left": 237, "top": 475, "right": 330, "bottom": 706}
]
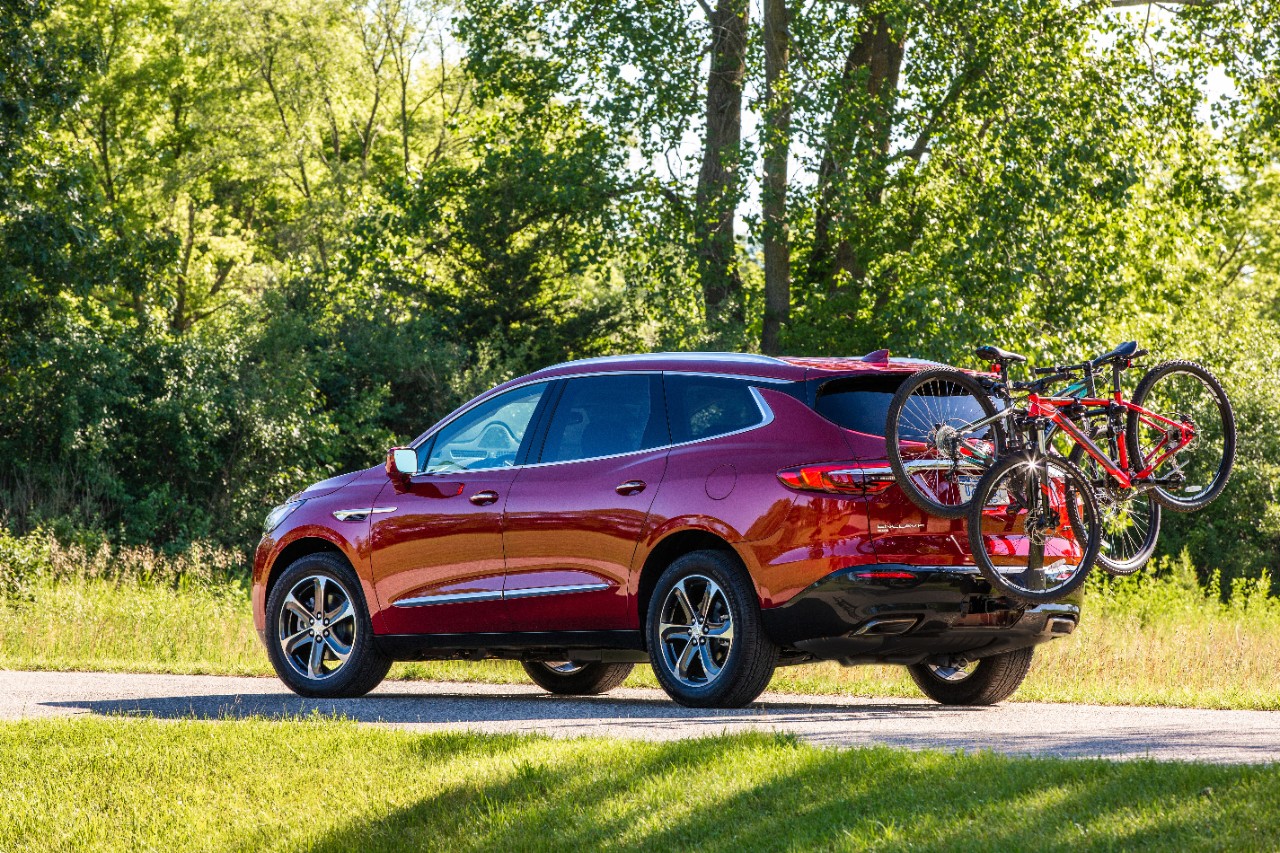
[
  {"left": 302, "top": 732, "right": 1280, "bottom": 852},
  {"left": 41, "top": 687, "right": 1280, "bottom": 763}
]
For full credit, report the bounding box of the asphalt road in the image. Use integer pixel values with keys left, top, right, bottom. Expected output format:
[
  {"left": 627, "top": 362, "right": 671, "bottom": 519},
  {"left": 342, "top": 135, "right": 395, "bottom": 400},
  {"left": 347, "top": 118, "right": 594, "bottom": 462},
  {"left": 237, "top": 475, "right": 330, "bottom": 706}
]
[{"left": 4, "top": 669, "right": 1280, "bottom": 765}]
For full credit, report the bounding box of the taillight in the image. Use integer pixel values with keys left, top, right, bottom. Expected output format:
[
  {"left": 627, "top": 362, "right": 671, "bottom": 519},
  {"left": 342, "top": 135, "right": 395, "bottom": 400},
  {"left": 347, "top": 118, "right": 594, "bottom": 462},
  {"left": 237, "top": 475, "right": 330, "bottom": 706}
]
[
  {"left": 777, "top": 463, "right": 894, "bottom": 495},
  {"left": 852, "top": 569, "right": 918, "bottom": 581}
]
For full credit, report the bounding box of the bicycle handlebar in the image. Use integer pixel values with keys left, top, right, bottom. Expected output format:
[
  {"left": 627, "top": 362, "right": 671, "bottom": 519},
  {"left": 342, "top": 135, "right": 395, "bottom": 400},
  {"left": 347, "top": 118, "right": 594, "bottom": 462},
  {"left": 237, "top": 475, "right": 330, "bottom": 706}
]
[{"left": 1034, "top": 349, "right": 1147, "bottom": 377}]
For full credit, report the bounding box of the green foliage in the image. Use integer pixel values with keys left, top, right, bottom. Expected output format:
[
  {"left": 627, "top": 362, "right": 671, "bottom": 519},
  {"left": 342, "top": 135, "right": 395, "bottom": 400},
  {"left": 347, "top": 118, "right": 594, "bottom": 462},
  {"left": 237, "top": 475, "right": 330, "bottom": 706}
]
[
  {"left": 1, "top": 0, "right": 1279, "bottom": 590},
  {"left": 0, "top": 0, "right": 641, "bottom": 546}
]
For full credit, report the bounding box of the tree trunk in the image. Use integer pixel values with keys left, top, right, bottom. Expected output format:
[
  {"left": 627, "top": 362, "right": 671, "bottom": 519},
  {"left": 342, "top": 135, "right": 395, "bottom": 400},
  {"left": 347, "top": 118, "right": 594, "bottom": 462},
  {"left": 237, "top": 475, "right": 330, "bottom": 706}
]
[
  {"left": 761, "top": 0, "right": 791, "bottom": 355},
  {"left": 694, "top": 0, "right": 749, "bottom": 334},
  {"left": 808, "top": 12, "right": 905, "bottom": 295}
]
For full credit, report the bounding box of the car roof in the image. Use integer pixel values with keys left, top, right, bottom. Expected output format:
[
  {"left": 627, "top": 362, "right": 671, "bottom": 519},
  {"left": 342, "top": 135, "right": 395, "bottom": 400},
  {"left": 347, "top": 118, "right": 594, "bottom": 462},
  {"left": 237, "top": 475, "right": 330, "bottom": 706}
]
[
  {"left": 527, "top": 351, "right": 940, "bottom": 383},
  {"left": 413, "top": 351, "right": 951, "bottom": 447},
  {"left": 524, "top": 348, "right": 947, "bottom": 381}
]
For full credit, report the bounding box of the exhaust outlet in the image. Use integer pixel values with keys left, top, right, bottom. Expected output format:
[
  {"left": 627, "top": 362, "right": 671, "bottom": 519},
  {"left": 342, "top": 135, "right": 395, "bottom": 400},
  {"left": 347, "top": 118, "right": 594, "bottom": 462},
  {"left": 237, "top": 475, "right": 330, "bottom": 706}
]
[
  {"left": 1047, "top": 616, "right": 1076, "bottom": 635},
  {"left": 853, "top": 617, "right": 919, "bottom": 636}
]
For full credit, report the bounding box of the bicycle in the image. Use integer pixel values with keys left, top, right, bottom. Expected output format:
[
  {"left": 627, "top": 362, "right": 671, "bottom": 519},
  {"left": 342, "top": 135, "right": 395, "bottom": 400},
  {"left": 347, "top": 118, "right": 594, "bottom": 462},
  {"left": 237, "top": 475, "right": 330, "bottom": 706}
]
[{"left": 884, "top": 342, "right": 1236, "bottom": 603}]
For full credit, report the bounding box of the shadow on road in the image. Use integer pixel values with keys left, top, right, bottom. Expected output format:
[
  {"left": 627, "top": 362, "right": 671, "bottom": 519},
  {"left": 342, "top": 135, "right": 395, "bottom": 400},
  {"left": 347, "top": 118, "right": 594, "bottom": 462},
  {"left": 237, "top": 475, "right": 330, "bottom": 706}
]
[{"left": 43, "top": 687, "right": 972, "bottom": 727}]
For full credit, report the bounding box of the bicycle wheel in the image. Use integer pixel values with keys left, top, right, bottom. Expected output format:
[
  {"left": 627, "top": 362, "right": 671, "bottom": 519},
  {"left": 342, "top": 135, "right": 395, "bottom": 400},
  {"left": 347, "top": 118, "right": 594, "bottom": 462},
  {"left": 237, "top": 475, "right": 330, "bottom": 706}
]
[
  {"left": 1126, "top": 360, "right": 1236, "bottom": 512},
  {"left": 886, "top": 367, "right": 1005, "bottom": 519},
  {"left": 966, "top": 451, "right": 1100, "bottom": 605},
  {"left": 1067, "top": 444, "right": 1160, "bottom": 576}
]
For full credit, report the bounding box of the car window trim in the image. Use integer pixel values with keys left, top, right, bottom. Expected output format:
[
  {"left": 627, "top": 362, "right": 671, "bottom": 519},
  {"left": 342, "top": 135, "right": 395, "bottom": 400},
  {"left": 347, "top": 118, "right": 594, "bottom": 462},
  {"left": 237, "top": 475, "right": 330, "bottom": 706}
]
[
  {"left": 519, "top": 384, "right": 774, "bottom": 470},
  {"left": 406, "top": 370, "right": 783, "bottom": 475},
  {"left": 415, "top": 379, "right": 553, "bottom": 476}
]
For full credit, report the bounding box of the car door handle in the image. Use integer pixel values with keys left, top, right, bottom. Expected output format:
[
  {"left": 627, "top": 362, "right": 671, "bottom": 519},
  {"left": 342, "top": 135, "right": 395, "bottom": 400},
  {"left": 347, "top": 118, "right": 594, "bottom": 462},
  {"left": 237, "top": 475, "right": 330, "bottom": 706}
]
[
  {"left": 469, "top": 490, "right": 500, "bottom": 506},
  {"left": 615, "top": 480, "right": 646, "bottom": 496}
]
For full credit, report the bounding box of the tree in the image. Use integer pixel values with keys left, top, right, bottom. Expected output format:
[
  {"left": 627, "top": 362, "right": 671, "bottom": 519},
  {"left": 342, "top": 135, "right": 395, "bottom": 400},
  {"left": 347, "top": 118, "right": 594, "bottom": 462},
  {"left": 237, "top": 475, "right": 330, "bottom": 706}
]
[{"left": 760, "top": 0, "right": 791, "bottom": 354}]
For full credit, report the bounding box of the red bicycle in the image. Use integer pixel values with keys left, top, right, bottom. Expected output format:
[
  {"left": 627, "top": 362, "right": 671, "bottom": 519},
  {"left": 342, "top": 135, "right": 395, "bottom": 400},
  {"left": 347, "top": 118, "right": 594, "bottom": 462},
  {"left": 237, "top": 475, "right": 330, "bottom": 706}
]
[{"left": 886, "top": 342, "right": 1236, "bottom": 603}]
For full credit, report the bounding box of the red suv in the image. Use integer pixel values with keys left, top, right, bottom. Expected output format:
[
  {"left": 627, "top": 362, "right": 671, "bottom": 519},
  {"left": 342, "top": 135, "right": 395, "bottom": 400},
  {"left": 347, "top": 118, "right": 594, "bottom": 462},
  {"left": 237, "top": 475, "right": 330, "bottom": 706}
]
[{"left": 253, "top": 352, "right": 1080, "bottom": 708}]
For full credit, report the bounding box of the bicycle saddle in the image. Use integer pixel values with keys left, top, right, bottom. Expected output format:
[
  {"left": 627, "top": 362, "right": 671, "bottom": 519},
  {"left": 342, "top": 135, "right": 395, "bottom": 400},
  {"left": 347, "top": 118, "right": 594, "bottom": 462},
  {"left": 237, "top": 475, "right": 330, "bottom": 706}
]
[
  {"left": 974, "top": 345, "right": 1027, "bottom": 364},
  {"left": 1089, "top": 341, "right": 1139, "bottom": 367}
]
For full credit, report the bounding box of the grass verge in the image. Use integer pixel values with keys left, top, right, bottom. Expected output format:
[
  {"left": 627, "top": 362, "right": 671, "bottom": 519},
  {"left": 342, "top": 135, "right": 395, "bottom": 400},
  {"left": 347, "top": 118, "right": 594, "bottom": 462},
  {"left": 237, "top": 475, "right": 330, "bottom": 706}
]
[
  {"left": 3, "top": 717, "right": 1279, "bottom": 852},
  {"left": 3, "top": 532, "right": 1280, "bottom": 708}
]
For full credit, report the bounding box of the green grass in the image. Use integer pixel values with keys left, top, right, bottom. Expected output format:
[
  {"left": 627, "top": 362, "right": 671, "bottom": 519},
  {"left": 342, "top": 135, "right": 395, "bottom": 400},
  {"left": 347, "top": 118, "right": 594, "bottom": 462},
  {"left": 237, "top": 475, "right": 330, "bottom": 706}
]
[
  {"left": 5, "top": 532, "right": 1280, "bottom": 708},
  {"left": 3, "top": 718, "right": 1279, "bottom": 852}
]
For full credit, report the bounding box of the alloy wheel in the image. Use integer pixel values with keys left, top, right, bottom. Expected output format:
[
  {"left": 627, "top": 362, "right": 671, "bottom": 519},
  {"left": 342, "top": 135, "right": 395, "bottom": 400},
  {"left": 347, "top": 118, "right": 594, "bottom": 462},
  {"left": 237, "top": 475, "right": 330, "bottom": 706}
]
[
  {"left": 926, "top": 661, "right": 978, "bottom": 682},
  {"left": 656, "top": 574, "right": 735, "bottom": 687},
  {"left": 277, "top": 574, "right": 358, "bottom": 681}
]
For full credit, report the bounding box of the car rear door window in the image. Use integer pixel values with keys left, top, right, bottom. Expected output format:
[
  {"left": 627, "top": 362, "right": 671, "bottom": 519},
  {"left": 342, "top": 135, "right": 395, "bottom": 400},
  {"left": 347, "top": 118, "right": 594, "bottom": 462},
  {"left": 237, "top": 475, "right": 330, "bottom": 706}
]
[
  {"left": 538, "top": 374, "right": 668, "bottom": 463},
  {"left": 664, "top": 375, "right": 765, "bottom": 444}
]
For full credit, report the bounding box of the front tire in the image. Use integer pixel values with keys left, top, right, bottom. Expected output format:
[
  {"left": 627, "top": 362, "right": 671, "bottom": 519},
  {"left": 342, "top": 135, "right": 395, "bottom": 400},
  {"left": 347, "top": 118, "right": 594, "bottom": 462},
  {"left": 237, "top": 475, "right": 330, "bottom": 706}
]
[
  {"left": 265, "top": 552, "right": 391, "bottom": 698},
  {"left": 521, "top": 661, "right": 634, "bottom": 695},
  {"left": 908, "top": 648, "right": 1034, "bottom": 705},
  {"left": 646, "top": 550, "right": 778, "bottom": 708}
]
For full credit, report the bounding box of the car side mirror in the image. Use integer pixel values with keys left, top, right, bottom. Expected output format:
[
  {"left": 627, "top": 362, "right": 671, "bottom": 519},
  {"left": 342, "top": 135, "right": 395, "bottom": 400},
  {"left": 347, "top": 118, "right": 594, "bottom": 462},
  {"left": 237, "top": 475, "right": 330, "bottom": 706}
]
[{"left": 386, "top": 447, "right": 418, "bottom": 482}]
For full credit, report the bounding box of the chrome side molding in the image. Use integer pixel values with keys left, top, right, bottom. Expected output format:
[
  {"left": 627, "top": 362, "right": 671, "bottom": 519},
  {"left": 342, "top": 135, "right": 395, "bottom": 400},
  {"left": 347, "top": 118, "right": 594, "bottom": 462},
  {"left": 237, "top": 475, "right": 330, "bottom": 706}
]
[
  {"left": 393, "top": 589, "right": 504, "bottom": 608},
  {"left": 332, "top": 507, "right": 397, "bottom": 522},
  {"left": 393, "top": 581, "right": 610, "bottom": 608},
  {"left": 503, "top": 582, "right": 610, "bottom": 600}
]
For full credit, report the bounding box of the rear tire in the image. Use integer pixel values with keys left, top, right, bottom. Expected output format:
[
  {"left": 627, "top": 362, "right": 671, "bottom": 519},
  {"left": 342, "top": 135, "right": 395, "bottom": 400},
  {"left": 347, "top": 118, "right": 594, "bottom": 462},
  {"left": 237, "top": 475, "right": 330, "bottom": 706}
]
[
  {"left": 886, "top": 367, "right": 1004, "bottom": 519},
  {"left": 908, "top": 647, "right": 1034, "bottom": 705},
  {"left": 646, "top": 550, "right": 777, "bottom": 708},
  {"left": 521, "top": 661, "right": 634, "bottom": 695},
  {"left": 1126, "top": 360, "right": 1236, "bottom": 512}
]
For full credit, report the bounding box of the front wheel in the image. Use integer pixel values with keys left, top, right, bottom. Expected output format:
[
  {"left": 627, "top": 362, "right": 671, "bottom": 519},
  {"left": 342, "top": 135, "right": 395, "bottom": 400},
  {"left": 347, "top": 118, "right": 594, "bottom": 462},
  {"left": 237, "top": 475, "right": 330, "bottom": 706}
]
[
  {"left": 966, "top": 452, "right": 1100, "bottom": 605},
  {"left": 521, "top": 661, "right": 634, "bottom": 695},
  {"left": 1126, "top": 360, "right": 1236, "bottom": 512},
  {"left": 646, "top": 550, "right": 777, "bottom": 708},
  {"left": 908, "top": 648, "right": 1034, "bottom": 705},
  {"left": 264, "top": 553, "right": 392, "bottom": 698},
  {"left": 886, "top": 367, "right": 1005, "bottom": 519}
]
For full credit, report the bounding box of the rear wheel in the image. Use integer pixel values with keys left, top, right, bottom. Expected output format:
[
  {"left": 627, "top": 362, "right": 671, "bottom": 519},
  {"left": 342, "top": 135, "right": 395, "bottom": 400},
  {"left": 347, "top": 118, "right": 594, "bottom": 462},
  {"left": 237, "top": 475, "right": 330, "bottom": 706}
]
[
  {"left": 1126, "top": 360, "right": 1236, "bottom": 512},
  {"left": 908, "top": 647, "right": 1034, "bottom": 705},
  {"left": 646, "top": 550, "right": 777, "bottom": 708},
  {"left": 521, "top": 660, "right": 634, "bottom": 695},
  {"left": 886, "top": 367, "right": 1004, "bottom": 519},
  {"left": 966, "top": 452, "right": 1100, "bottom": 605},
  {"left": 1067, "top": 444, "right": 1160, "bottom": 575}
]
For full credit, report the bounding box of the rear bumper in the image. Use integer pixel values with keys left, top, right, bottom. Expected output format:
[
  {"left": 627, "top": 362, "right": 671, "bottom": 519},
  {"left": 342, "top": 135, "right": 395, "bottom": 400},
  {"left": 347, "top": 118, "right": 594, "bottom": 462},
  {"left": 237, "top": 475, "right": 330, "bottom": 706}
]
[{"left": 760, "top": 563, "right": 1080, "bottom": 665}]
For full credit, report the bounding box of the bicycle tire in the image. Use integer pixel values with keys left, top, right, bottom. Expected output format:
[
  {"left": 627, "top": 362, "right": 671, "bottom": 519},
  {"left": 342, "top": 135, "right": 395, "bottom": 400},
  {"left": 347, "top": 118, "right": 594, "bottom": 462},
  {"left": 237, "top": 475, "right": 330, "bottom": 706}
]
[
  {"left": 1067, "top": 444, "right": 1160, "bottom": 576},
  {"left": 1126, "top": 360, "right": 1236, "bottom": 513},
  {"left": 886, "top": 367, "right": 1005, "bottom": 519},
  {"left": 965, "top": 451, "right": 1100, "bottom": 605}
]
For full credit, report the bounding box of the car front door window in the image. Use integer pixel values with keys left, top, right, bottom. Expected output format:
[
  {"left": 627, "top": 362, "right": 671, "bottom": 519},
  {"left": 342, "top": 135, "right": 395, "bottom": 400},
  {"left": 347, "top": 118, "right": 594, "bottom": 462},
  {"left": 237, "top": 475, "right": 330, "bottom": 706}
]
[{"left": 423, "top": 383, "right": 547, "bottom": 474}]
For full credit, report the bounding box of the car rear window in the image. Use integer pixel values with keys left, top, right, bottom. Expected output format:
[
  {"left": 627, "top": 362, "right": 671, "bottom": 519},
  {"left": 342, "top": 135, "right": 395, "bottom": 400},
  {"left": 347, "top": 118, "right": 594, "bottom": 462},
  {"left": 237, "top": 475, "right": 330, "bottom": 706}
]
[
  {"left": 664, "top": 375, "right": 766, "bottom": 444},
  {"left": 814, "top": 374, "right": 991, "bottom": 440}
]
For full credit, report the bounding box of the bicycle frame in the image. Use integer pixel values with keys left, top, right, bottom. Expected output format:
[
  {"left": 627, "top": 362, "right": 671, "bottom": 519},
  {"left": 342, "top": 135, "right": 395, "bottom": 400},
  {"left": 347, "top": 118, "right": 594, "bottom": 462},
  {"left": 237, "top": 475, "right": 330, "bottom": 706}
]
[
  {"left": 1026, "top": 393, "right": 1194, "bottom": 489},
  {"left": 945, "top": 388, "right": 1195, "bottom": 491}
]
